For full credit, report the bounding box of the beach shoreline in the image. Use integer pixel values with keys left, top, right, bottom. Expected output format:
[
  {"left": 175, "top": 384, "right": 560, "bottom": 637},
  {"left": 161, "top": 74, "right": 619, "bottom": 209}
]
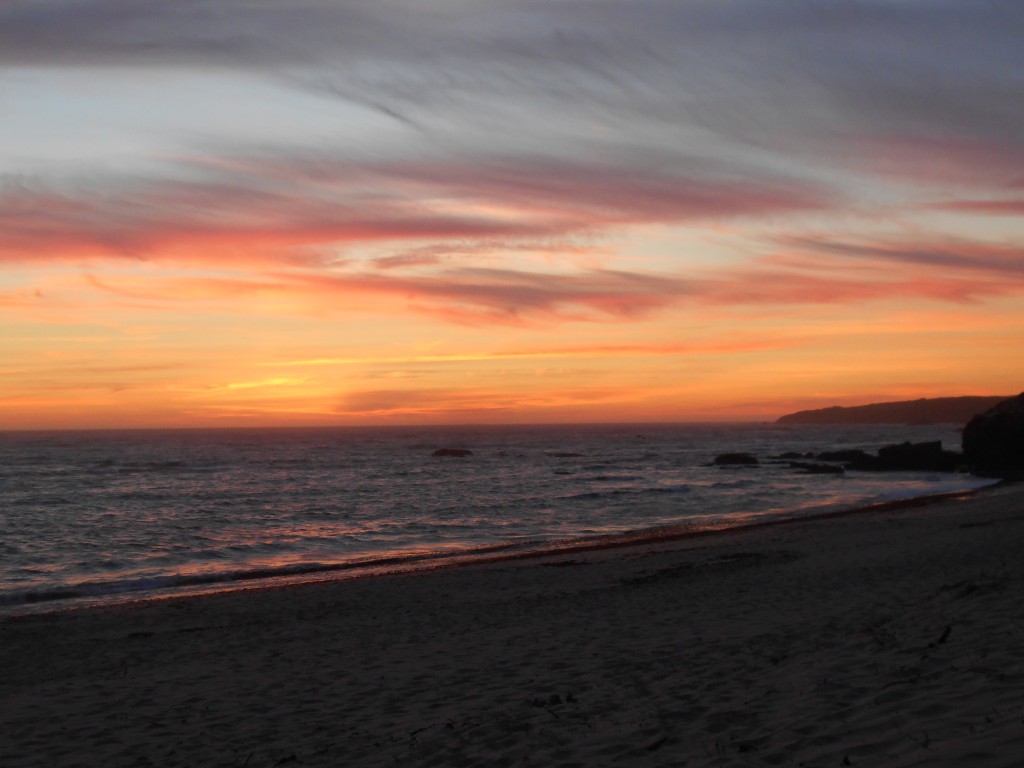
[
  {"left": 1, "top": 481, "right": 999, "bottom": 621},
  {"left": 2, "top": 481, "right": 1023, "bottom": 766}
]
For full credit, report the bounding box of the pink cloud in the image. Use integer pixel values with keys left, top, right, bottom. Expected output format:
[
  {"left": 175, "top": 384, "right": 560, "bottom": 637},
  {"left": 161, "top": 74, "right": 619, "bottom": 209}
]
[
  {"left": 0, "top": 150, "right": 831, "bottom": 267},
  {"left": 839, "top": 134, "right": 1024, "bottom": 187},
  {"left": 0, "top": 181, "right": 546, "bottom": 265},
  {"left": 692, "top": 271, "right": 1008, "bottom": 307},
  {"left": 705, "top": 234, "right": 1024, "bottom": 306}
]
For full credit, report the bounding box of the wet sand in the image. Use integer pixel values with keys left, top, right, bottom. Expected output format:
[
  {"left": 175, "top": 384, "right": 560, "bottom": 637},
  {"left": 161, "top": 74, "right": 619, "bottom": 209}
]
[{"left": 2, "top": 482, "right": 1023, "bottom": 767}]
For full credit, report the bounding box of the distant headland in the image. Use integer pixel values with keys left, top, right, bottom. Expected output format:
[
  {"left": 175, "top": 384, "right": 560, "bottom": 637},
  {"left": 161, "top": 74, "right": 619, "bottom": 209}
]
[{"left": 776, "top": 396, "right": 1012, "bottom": 426}]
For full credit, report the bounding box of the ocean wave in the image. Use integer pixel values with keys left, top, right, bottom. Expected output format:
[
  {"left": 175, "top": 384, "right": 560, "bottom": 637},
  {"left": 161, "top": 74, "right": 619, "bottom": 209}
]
[
  {"left": 116, "top": 461, "right": 191, "bottom": 473},
  {"left": 0, "top": 542, "right": 538, "bottom": 608},
  {"left": 561, "top": 485, "right": 692, "bottom": 502}
]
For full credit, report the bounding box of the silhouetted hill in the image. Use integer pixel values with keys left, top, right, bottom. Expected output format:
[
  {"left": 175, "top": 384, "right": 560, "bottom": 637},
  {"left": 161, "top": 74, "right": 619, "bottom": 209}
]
[{"left": 776, "top": 396, "right": 1012, "bottom": 426}]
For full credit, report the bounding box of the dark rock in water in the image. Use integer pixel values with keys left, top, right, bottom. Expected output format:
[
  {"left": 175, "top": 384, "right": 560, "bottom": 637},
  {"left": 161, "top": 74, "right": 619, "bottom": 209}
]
[
  {"left": 432, "top": 448, "right": 473, "bottom": 457},
  {"left": 777, "top": 451, "right": 814, "bottom": 460},
  {"left": 875, "top": 440, "right": 961, "bottom": 472},
  {"left": 713, "top": 452, "right": 759, "bottom": 466},
  {"left": 962, "top": 393, "right": 1024, "bottom": 476},
  {"left": 788, "top": 461, "right": 845, "bottom": 475},
  {"left": 815, "top": 443, "right": 962, "bottom": 472}
]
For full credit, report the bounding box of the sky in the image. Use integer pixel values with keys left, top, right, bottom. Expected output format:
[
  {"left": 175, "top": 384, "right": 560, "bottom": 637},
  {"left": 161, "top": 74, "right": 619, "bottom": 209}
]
[{"left": 1, "top": 0, "right": 1023, "bottom": 429}]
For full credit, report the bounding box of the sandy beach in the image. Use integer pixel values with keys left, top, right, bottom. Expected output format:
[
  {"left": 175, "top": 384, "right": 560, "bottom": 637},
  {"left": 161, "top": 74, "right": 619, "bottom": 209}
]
[{"left": 2, "top": 483, "right": 1023, "bottom": 767}]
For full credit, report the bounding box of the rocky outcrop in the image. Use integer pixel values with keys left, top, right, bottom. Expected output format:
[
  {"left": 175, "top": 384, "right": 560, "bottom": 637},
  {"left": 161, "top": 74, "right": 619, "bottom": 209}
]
[
  {"left": 725, "top": 442, "right": 964, "bottom": 472},
  {"left": 813, "top": 442, "right": 961, "bottom": 472},
  {"left": 962, "top": 393, "right": 1024, "bottom": 476},
  {"left": 713, "top": 453, "right": 759, "bottom": 466},
  {"left": 874, "top": 441, "right": 961, "bottom": 472}
]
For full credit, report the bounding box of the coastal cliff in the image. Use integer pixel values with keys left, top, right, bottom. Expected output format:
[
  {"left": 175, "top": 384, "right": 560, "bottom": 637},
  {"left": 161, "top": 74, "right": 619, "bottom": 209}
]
[{"left": 777, "top": 396, "right": 1010, "bottom": 425}]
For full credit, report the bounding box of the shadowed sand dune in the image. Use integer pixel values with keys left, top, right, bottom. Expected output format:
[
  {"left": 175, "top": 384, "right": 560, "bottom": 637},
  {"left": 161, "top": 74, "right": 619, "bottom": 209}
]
[{"left": 2, "top": 484, "right": 1023, "bottom": 767}]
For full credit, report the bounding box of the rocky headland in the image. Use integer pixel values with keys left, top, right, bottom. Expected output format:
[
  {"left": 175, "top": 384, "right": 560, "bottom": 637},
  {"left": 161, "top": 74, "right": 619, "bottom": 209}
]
[
  {"left": 755, "top": 392, "right": 1024, "bottom": 479},
  {"left": 776, "top": 396, "right": 1010, "bottom": 426},
  {"left": 962, "top": 392, "right": 1024, "bottom": 478}
]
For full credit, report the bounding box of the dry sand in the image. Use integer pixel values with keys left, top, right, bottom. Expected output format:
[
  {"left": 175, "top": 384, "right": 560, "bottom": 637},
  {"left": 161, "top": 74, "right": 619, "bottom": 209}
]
[{"left": 2, "top": 483, "right": 1023, "bottom": 767}]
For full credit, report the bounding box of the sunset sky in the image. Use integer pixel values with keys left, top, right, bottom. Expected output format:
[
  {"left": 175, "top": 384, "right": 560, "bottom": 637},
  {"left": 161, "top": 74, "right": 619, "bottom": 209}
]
[{"left": 2, "top": 1, "right": 1022, "bottom": 429}]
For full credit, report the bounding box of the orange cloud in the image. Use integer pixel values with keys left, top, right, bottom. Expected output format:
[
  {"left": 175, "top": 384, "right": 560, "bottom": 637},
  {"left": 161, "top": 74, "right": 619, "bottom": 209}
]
[
  {"left": 266, "top": 338, "right": 798, "bottom": 369},
  {"left": 335, "top": 385, "right": 640, "bottom": 418}
]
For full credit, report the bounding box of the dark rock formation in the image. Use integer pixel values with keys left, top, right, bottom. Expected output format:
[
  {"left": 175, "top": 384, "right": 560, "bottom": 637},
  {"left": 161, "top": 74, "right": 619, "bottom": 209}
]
[
  {"left": 813, "top": 443, "right": 962, "bottom": 472},
  {"left": 432, "top": 448, "right": 473, "bottom": 457},
  {"left": 777, "top": 396, "right": 1010, "bottom": 425},
  {"left": 962, "top": 393, "right": 1024, "bottom": 476},
  {"left": 713, "top": 453, "right": 759, "bottom": 466},
  {"left": 874, "top": 441, "right": 961, "bottom": 472}
]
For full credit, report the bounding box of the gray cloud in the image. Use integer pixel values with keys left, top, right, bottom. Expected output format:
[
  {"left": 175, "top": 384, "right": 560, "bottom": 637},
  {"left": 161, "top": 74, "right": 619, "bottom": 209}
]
[{"left": 3, "top": 0, "right": 1020, "bottom": 161}]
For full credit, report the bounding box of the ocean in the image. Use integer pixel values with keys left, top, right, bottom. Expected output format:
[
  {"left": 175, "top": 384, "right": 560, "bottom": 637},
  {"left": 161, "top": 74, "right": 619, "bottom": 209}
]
[{"left": 0, "top": 422, "right": 994, "bottom": 616}]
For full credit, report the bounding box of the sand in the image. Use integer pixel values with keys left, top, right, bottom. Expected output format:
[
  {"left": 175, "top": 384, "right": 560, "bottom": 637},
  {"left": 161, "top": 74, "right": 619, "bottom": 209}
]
[{"left": 2, "top": 483, "right": 1023, "bottom": 767}]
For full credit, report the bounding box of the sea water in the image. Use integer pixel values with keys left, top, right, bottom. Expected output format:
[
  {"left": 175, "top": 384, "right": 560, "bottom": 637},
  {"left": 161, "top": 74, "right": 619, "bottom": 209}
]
[{"left": 0, "top": 423, "right": 994, "bottom": 615}]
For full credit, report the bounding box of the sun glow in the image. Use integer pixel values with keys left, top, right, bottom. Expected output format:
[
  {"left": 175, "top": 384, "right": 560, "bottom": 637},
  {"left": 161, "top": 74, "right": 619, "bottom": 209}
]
[{"left": 2, "top": 3, "right": 1022, "bottom": 430}]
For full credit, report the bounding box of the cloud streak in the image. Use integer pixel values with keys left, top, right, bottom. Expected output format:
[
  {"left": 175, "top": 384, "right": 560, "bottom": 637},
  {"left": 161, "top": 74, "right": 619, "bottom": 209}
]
[
  {"left": 336, "top": 385, "right": 633, "bottom": 417},
  {"left": 781, "top": 236, "right": 1024, "bottom": 280},
  {"left": 266, "top": 338, "right": 797, "bottom": 368},
  {"left": 928, "top": 199, "right": 1024, "bottom": 216},
  {"left": 3, "top": 1, "right": 1019, "bottom": 161},
  {"left": 73, "top": 229, "right": 1024, "bottom": 329},
  {"left": 0, "top": 147, "right": 829, "bottom": 266}
]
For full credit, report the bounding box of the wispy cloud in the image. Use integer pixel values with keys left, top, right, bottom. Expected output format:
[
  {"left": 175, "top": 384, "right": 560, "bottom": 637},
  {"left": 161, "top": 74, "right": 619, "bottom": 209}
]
[
  {"left": 266, "top": 338, "right": 796, "bottom": 369},
  {"left": 73, "top": 231, "right": 1024, "bottom": 329},
  {"left": 779, "top": 236, "right": 1024, "bottom": 280},
  {"left": 80, "top": 265, "right": 688, "bottom": 325},
  {"left": 336, "top": 385, "right": 633, "bottom": 417},
  {"left": 3, "top": 1, "right": 1018, "bottom": 157},
  {"left": 0, "top": 147, "right": 829, "bottom": 266},
  {"left": 927, "top": 199, "right": 1024, "bottom": 216}
]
